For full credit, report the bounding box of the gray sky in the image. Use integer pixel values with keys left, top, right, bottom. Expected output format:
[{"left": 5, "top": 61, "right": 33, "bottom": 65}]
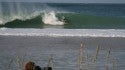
[{"left": 1, "top": 0, "right": 125, "bottom": 3}]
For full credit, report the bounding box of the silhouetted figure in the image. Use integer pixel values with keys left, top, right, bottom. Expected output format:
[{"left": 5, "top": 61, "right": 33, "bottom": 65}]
[
  {"left": 25, "top": 61, "right": 51, "bottom": 70},
  {"left": 34, "top": 66, "right": 42, "bottom": 70},
  {"left": 44, "top": 67, "right": 52, "bottom": 70},
  {"left": 61, "top": 16, "right": 69, "bottom": 23},
  {"left": 25, "top": 61, "right": 35, "bottom": 70}
]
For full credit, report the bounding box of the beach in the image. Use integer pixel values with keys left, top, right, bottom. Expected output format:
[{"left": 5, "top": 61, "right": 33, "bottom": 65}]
[{"left": 0, "top": 36, "right": 125, "bottom": 70}]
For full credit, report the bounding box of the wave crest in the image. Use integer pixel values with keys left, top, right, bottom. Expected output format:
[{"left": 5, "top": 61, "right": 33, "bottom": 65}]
[
  {"left": 0, "top": 11, "right": 41, "bottom": 25},
  {"left": 42, "top": 11, "right": 65, "bottom": 25}
]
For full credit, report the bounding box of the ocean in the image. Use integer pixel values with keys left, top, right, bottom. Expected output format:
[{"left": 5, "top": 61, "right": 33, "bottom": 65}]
[
  {"left": 0, "top": 2, "right": 125, "bottom": 70},
  {"left": 0, "top": 2, "right": 125, "bottom": 29}
]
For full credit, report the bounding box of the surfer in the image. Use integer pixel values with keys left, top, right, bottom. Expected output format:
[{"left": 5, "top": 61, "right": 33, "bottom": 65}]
[{"left": 61, "top": 16, "right": 68, "bottom": 24}]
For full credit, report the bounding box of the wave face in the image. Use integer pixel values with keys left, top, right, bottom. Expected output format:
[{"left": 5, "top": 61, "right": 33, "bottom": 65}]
[
  {"left": 0, "top": 13, "right": 125, "bottom": 29},
  {"left": 0, "top": 2, "right": 125, "bottom": 29},
  {"left": 0, "top": 28, "right": 125, "bottom": 37},
  {"left": 0, "top": 2, "right": 70, "bottom": 25}
]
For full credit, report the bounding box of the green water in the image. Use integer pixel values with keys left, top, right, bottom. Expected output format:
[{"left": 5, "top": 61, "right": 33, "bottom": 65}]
[{"left": 1, "top": 13, "right": 125, "bottom": 29}]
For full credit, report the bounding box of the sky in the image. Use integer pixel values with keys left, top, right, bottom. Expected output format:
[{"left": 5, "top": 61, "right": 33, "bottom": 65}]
[{"left": 0, "top": 0, "right": 125, "bottom": 3}]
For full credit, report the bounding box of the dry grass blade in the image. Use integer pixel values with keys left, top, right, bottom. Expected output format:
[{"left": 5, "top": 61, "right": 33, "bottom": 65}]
[
  {"left": 78, "top": 43, "right": 84, "bottom": 70},
  {"left": 85, "top": 47, "right": 89, "bottom": 70},
  {"left": 8, "top": 58, "right": 13, "bottom": 70},
  {"left": 106, "top": 47, "right": 111, "bottom": 59},
  {"left": 47, "top": 54, "right": 54, "bottom": 70},
  {"left": 93, "top": 46, "right": 100, "bottom": 63},
  {"left": 16, "top": 55, "right": 23, "bottom": 70}
]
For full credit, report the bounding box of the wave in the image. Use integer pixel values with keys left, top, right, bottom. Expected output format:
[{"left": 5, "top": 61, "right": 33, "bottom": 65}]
[
  {"left": 0, "top": 11, "right": 42, "bottom": 25},
  {"left": 1, "top": 13, "right": 125, "bottom": 29},
  {"left": 1, "top": 2, "right": 125, "bottom": 26},
  {"left": 0, "top": 2, "right": 71, "bottom": 25},
  {"left": 0, "top": 10, "right": 72, "bottom": 25},
  {"left": 1, "top": 2, "right": 125, "bottom": 29},
  {"left": 0, "top": 28, "right": 125, "bottom": 37}
]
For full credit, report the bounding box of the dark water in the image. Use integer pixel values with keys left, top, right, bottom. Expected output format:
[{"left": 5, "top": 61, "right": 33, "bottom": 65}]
[
  {"left": 0, "top": 14, "right": 125, "bottom": 29},
  {"left": 0, "top": 36, "right": 125, "bottom": 70},
  {"left": 0, "top": 2, "right": 125, "bottom": 29}
]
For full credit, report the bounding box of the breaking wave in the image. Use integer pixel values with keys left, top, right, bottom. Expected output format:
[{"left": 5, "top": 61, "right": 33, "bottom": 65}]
[
  {"left": 1, "top": 13, "right": 125, "bottom": 29},
  {"left": 42, "top": 11, "right": 65, "bottom": 25},
  {"left": 0, "top": 2, "right": 70, "bottom": 25}
]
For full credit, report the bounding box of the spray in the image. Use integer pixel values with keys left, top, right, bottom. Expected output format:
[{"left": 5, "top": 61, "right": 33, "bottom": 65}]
[{"left": 42, "top": 11, "right": 65, "bottom": 25}]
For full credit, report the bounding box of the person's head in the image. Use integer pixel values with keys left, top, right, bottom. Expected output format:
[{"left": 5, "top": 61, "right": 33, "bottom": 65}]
[{"left": 25, "top": 61, "right": 35, "bottom": 70}]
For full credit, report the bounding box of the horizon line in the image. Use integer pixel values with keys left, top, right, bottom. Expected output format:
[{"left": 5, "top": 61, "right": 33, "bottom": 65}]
[{"left": 0, "top": 1, "right": 125, "bottom": 4}]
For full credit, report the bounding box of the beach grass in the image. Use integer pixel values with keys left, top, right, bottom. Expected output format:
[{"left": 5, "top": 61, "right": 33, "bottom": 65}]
[{"left": 6, "top": 43, "right": 119, "bottom": 70}]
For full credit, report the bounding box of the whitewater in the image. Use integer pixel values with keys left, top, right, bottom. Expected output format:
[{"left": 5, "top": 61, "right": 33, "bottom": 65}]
[
  {"left": 0, "top": 28, "right": 125, "bottom": 37},
  {"left": 42, "top": 11, "right": 65, "bottom": 25}
]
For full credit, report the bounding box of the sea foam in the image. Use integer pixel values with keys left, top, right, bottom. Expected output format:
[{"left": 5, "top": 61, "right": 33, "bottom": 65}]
[
  {"left": 42, "top": 11, "right": 65, "bottom": 25},
  {"left": 0, "top": 28, "right": 125, "bottom": 37}
]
